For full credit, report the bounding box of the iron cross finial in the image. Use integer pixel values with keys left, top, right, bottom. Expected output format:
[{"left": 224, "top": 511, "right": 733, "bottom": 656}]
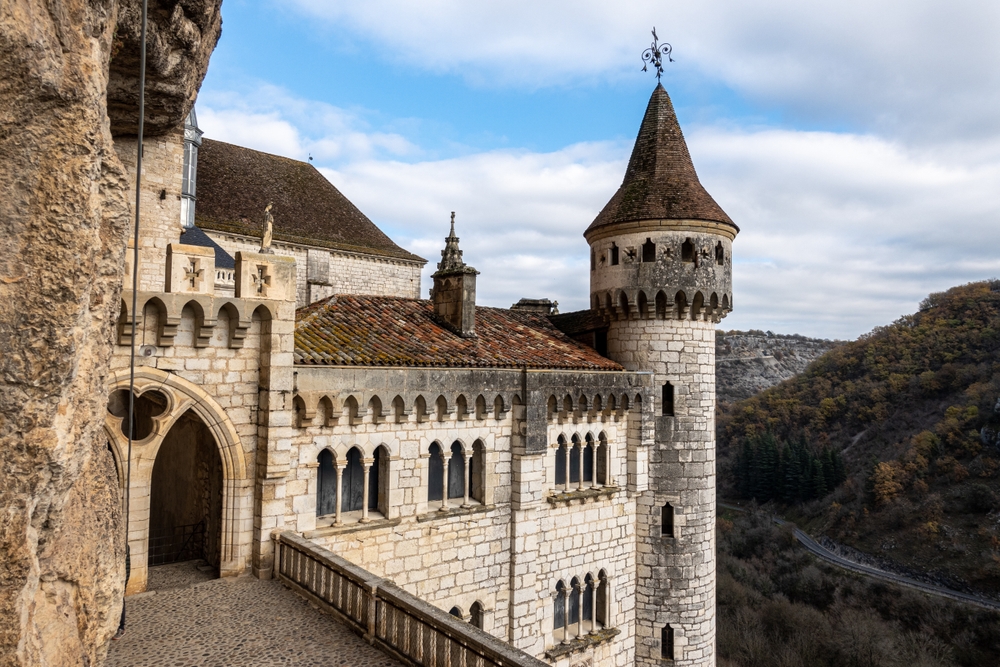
[{"left": 641, "top": 27, "right": 674, "bottom": 82}]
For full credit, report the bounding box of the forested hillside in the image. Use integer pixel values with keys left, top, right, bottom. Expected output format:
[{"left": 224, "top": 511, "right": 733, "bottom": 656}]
[
  {"left": 717, "top": 507, "right": 1000, "bottom": 667},
  {"left": 719, "top": 280, "right": 1000, "bottom": 594}
]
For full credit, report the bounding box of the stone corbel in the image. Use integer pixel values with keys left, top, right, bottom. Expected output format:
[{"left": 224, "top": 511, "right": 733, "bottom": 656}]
[
  {"left": 229, "top": 315, "right": 251, "bottom": 349},
  {"left": 158, "top": 313, "right": 181, "bottom": 347},
  {"left": 194, "top": 313, "right": 218, "bottom": 348}
]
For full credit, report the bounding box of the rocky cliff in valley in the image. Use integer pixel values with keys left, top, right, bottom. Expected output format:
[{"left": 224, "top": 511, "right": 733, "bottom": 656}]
[
  {"left": 0, "top": 2, "right": 220, "bottom": 665},
  {"left": 716, "top": 330, "right": 841, "bottom": 407}
]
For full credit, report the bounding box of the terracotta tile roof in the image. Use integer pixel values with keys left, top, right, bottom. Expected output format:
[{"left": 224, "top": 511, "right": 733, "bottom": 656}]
[
  {"left": 586, "top": 84, "right": 737, "bottom": 235},
  {"left": 195, "top": 139, "right": 424, "bottom": 263},
  {"left": 294, "top": 296, "right": 623, "bottom": 370},
  {"left": 548, "top": 309, "right": 607, "bottom": 337}
]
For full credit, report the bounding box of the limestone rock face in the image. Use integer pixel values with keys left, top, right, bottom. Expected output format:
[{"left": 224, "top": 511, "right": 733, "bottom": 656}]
[
  {"left": 0, "top": 1, "right": 219, "bottom": 665},
  {"left": 108, "top": 0, "right": 223, "bottom": 136},
  {"left": 716, "top": 330, "right": 841, "bottom": 405}
]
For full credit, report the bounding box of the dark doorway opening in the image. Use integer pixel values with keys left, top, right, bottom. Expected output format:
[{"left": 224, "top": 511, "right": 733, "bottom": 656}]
[{"left": 148, "top": 410, "right": 222, "bottom": 572}]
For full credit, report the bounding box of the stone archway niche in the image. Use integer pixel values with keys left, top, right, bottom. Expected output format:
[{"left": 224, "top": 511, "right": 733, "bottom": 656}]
[
  {"left": 148, "top": 410, "right": 224, "bottom": 570},
  {"left": 105, "top": 367, "right": 250, "bottom": 594}
]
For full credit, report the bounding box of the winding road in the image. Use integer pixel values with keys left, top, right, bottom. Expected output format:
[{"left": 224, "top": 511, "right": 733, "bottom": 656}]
[{"left": 718, "top": 501, "right": 1000, "bottom": 612}]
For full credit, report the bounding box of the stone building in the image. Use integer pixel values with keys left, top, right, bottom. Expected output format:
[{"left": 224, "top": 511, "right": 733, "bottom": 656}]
[{"left": 105, "top": 81, "right": 735, "bottom": 667}]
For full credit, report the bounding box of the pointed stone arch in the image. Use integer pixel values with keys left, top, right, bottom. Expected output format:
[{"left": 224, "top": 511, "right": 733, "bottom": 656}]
[{"left": 106, "top": 366, "right": 250, "bottom": 592}]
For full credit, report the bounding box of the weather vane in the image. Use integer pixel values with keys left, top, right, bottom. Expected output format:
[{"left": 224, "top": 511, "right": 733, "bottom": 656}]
[{"left": 641, "top": 27, "right": 674, "bottom": 81}]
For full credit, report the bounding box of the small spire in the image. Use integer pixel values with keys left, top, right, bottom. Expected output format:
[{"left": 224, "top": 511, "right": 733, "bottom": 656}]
[{"left": 436, "top": 211, "right": 473, "bottom": 275}]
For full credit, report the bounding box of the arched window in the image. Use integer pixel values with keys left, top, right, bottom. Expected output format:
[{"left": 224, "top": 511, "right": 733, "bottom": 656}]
[
  {"left": 414, "top": 395, "right": 427, "bottom": 423},
  {"left": 662, "top": 503, "right": 674, "bottom": 538},
  {"left": 470, "top": 601, "right": 485, "bottom": 630},
  {"left": 661, "top": 624, "right": 674, "bottom": 660},
  {"left": 449, "top": 606, "right": 463, "bottom": 619},
  {"left": 583, "top": 574, "right": 595, "bottom": 630},
  {"left": 715, "top": 241, "right": 724, "bottom": 265},
  {"left": 371, "top": 446, "right": 388, "bottom": 515},
  {"left": 662, "top": 382, "right": 674, "bottom": 416},
  {"left": 471, "top": 440, "right": 486, "bottom": 503},
  {"left": 436, "top": 395, "right": 448, "bottom": 422},
  {"left": 681, "top": 238, "right": 694, "bottom": 263},
  {"left": 448, "top": 441, "right": 465, "bottom": 500},
  {"left": 475, "top": 395, "right": 487, "bottom": 420},
  {"left": 547, "top": 395, "right": 558, "bottom": 421},
  {"left": 341, "top": 447, "right": 365, "bottom": 512},
  {"left": 428, "top": 442, "right": 444, "bottom": 502},
  {"left": 597, "top": 571, "right": 609, "bottom": 627},
  {"left": 554, "top": 581, "right": 567, "bottom": 638},
  {"left": 555, "top": 436, "right": 567, "bottom": 486},
  {"left": 584, "top": 434, "right": 594, "bottom": 484},
  {"left": 570, "top": 435, "right": 582, "bottom": 485},
  {"left": 456, "top": 395, "right": 468, "bottom": 421},
  {"left": 317, "top": 450, "right": 337, "bottom": 517},
  {"left": 569, "top": 577, "right": 581, "bottom": 631},
  {"left": 642, "top": 238, "right": 656, "bottom": 262},
  {"left": 596, "top": 433, "right": 609, "bottom": 486},
  {"left": 610, "top": 243, "right": 619, "bottom": 266}
]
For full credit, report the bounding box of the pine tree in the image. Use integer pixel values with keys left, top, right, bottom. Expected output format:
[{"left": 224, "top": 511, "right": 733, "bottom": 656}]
[{"left": 811, "top": 458, "right": 828, "bottom": 499}]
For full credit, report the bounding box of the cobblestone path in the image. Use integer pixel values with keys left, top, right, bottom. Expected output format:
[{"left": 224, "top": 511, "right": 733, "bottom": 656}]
[{"left": 106, "top": 564, "right": 403, "bottom": 667}]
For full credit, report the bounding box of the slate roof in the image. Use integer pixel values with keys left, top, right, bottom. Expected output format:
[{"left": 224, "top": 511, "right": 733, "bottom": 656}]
[
  {"left": 587, "top": 84, "right": 737, "bottom": 235},
  {"left": 194, "top": 139, "right": 424, "bottom": 263},
  {"left": 179, "top": 225, "right": 235, "bottom": 269},
  {"left": 294, "top": 296, "right": 623, "bottom": 370},
  {"left": 548, "top": 309, "right": 607, "bottom": 337}
]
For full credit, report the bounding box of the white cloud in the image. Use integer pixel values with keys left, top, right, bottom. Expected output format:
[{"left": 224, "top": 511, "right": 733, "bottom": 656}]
[
  {"left": 196, "top": 86, "right": 1000, "bottom": 340},
  {"left": 288, "top": 0, "right": 1000, "bottom": 142},
  {"left": 197, "top": 84, "right": 417, "bottom": 163}
]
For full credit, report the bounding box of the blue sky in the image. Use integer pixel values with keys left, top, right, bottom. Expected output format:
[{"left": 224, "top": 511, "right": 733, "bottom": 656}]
[{"left": 196, "top": 0, "right": 1000, "bottom": 339}]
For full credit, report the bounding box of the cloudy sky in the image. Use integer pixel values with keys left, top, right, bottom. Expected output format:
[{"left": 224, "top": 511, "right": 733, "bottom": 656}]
[{"left": 197, "top": 0, "right": 1000, "bottom": 340}]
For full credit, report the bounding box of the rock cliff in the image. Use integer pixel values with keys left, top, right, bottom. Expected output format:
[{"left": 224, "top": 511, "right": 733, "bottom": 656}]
[
  {"left": 716, "top": 330, "right": 841, "bottom": 406},
  {"left": 0, "top": 2, "right": 220, "bottom": 665}
]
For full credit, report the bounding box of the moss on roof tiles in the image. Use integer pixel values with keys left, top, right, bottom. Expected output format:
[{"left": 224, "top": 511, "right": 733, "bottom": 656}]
[
  {"left": 294, "top": 296, "right": 623, "bottom": 371},
  {"left": 195, "top": 139, "right": 424, "bottom": 263}
]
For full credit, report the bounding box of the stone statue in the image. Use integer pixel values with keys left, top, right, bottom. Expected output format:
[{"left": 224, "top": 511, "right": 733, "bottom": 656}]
[{"left": 261, "top": 202, "right": 274, "bottom": 253}]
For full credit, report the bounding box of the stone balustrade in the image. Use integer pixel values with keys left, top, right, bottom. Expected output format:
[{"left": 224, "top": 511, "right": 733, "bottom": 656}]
[{"left": 274, "top": 531, "right": 549, "bottom": 667}]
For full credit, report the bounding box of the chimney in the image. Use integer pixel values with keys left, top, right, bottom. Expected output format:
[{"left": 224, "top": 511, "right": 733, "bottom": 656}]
[{"left": 432, "top": 212, "right": 479, "bottom": 337}]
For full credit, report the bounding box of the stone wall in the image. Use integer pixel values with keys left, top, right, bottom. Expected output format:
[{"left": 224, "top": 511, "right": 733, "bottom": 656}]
[
  {"left": 609, "top": 318, "right": 716, "bottom": 667},
  {"left": 205, "top": 230, "right": 424, "bottom": 307},
  {"left": 115, "top": 129, "right": 186, "bottom": 294},
  {"left": 287, "top": 367, "right": 650, "bottom": 666}
]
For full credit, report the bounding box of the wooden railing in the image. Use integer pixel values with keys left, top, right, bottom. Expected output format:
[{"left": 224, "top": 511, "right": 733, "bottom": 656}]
[{"left": 274, "top": 531, "right": 549, "bottom": 667}]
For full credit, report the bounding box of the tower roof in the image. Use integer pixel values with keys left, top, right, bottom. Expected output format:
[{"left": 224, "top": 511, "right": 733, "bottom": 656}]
[{"left": 586, "top": 84, "right": 737, "bottom": 236}]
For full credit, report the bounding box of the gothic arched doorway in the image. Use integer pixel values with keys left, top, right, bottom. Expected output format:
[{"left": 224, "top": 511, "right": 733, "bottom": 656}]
[{"left": 148, "top": 409, "right": 223, "bottom": 571}]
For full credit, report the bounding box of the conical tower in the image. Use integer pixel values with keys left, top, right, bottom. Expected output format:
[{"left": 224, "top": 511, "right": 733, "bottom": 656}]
[{"left": 587, "top": 84, "right": 737, "bottom": 667}]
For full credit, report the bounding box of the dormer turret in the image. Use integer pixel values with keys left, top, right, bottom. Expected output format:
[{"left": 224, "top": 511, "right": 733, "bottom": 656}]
[{"left": 431, "top": 213, "right": 479, "bottom": 337}]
